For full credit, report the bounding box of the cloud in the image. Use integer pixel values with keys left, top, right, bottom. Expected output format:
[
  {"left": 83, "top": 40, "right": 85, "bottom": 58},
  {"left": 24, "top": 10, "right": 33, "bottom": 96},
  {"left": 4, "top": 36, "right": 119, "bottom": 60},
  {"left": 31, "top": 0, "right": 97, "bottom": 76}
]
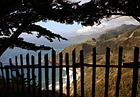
[
  {"left": 103, "top": 16, "right": 140, "bottom": 25},
  {"left": 75, "top": 16, "right": 140, "bottom": 35},
  {"left": 75, "top": 23, "right": 114, "bottom": 35}
]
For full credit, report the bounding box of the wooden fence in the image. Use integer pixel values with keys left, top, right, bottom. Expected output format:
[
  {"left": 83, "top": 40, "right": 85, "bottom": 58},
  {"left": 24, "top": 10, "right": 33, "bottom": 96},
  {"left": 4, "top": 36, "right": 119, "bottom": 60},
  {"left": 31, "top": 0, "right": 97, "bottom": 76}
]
[{"left": 0, "top": 47, "right": 140, "bottom": 97}]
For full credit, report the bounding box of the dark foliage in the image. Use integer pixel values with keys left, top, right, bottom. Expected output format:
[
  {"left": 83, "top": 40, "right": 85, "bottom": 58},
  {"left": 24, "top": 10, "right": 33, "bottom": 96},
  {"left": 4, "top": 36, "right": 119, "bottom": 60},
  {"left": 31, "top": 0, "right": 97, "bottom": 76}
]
[{"left": 0, "top": 0, "right": 140, "bottom": 56}]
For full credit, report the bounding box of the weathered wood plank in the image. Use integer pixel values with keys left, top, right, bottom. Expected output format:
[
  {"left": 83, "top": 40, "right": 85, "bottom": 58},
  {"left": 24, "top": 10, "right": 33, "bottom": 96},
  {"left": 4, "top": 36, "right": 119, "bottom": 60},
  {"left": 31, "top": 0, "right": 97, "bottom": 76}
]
[
  {"left": 66, "top": 53, "right": 70, "bottom": 97},
  {"left": 38, "top": 52, "right": 42, "bottom": 96},
  {"left": 52, "top": 49, "right": 56, "bottom": 97},
  {"left": 80, "top": 50, "right": 84, "bottom": 97},
  {"left": 104, "top": 47, "right": 110, "bottom": 97},
  {"left": 15, "top": 56, "right": 19, "bottom": 95},
  {"left": 31, "top": 55, "right": 36, "bottom": 97},
  {"left": 20, "top": 54, "right": 25, "bottom": 96},
  {"left": 9, "top": 58, "right": 15, "bottom": 92},
  {"left": 115, "top": 47, "right": 123, "bottom": 97},
  {"left": 5, "top": 66, "right": 9, "bottom": 90},
  {"left": 131, "top": 47, "right": 139, "bottom": 97},
  {"left": 45, "top": 54, "right": 49, "bottom": 97},
  {"left": 59, "top": 52, "right": 63, "bottom": 97},
  {"left": 72, "top": 49, "right": 77, "bottom": 97},
  {"left": 26, "top": 54, "right": 30, "bottom": 95},
  {"left": 0, "top": 63, "right": 5, "bottom": 88},
  {"left": 92, "top": 48, "right": 96, "bottom": 97}
]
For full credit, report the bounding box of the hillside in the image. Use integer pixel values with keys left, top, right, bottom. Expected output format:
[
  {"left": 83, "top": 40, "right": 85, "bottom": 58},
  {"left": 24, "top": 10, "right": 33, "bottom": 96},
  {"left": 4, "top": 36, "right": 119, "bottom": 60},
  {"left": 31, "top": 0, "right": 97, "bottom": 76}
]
[
  {"left": 97, "top": 24, "right": 139, "bottom": 41},
  {"left": 68, "top": 33, "right": 100, "bottom": 43},
  {"left": 54, "top": 25, "right": 140, "bottom": 97}
]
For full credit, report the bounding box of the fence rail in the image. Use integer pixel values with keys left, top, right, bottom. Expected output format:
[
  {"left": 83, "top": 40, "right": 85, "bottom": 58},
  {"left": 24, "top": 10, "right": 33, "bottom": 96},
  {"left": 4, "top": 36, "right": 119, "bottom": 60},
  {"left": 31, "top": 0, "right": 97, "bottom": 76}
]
[{"left": 0, "top": 47, "right": 140, "bottom": 97}]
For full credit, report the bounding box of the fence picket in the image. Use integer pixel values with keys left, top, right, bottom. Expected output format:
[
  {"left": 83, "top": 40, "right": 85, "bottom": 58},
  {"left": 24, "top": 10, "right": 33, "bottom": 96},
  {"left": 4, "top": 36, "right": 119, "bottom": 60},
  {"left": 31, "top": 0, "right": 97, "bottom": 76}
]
[
  {"left": 59, "top": 52, "right": 63, "bottom": 97},
  {"left": 115, "top": 47, "right": 123, "bottom": 97},
  {"left": 52, "top": 49, "right": 56, "bottom": 97},
  {"left": 105, "top": 47, "right": 110, "bottom": 97},
  {"left": 45, "top": 54, "right": 49, "bottom": 97},
  {"left": 131, "top": 47, "right": 139, "bottom": 97},
  {"left": 31, "top": 55, "right": 36, "bottom": 97},
  {"left": 1, "top": 47, "right": 140, "bottom": 97},
  {"left": 26, "top": 54, "right": 30, "bottom": 95},
  {"left": 20, "top": 54, "right": 25, "bottom": 96},
  {"left": 38, "top": 52, "right": 42, "bottom": 97},
  {"left": 9, "top": 58, "right": 15, "bottom": 92},
  {"left": 72, "top": 49, "right": 77, "bottom": 97},
  {"left": 5, "top": 66, "right": 9, "bottom": 90},
  {"left": 0, "top": 63, "right": 5, "bottom": 88},
  {"left": 92, "top": 48, "right": 96, "bottom": 97},
  {"left": 80, "top": 50, "right": 84, "bottom": 97},
  {"left": 15, "top": 56, "right": 19, "bottom": 95},
  {"left": 66, "top": 53, "right": 70, "bottom": 97}
]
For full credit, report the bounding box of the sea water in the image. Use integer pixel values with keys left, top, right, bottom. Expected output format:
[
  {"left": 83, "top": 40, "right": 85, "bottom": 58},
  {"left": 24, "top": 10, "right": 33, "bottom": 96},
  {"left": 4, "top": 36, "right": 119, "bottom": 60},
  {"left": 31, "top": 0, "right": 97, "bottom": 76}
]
[{"left": 0, "top": 41, "right": 74, "bottom": 90}]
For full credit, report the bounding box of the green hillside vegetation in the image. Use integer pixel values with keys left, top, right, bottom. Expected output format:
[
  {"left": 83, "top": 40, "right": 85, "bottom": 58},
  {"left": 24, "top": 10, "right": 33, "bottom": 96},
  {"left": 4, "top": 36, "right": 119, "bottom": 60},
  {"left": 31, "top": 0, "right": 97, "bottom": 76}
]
[{"left": 53, "top": 24, "right": 140, "bottom": 97}]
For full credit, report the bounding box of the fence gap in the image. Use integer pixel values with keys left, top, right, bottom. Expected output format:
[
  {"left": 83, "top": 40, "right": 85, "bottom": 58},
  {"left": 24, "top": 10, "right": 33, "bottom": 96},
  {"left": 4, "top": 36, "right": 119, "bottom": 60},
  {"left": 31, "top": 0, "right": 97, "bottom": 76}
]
[
  {"left": 38, "top": 52, "right": 42, "bottom": 97},
  {"left": 80, "top": 50, "right": 84, "bottom": 97},
  {"left": 72, "top": 49, "right": 77, "bottom": 97},
  {"left": 66, "top": 53, "right": 70, "bottom": 97},
  {"left": 45, "top": 54, "right": 49, "bottom": 97},
  {"left": 92, "top": 48, "right": 96, "bottom": 97},
  {"left": 131, "top": 47, "right": 139, "bottom": 97},
  {"left": 59, "top": 52, "right": 63, "bottom": 97},
  {"left": 104, "top": 47, "right": 110, "bottom": 97},
  {"left": 52, "top": 49, "right": 56, "bottom": 97},
  {"left": 115, "top": 47, "right": 123, "bottom": 97}
]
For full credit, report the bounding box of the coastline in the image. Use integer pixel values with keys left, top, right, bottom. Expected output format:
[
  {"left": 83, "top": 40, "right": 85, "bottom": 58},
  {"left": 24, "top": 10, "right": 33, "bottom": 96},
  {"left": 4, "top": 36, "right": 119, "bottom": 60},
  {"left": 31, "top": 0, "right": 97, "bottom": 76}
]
[{"left": 42, "top": 67, "right": 81, "bottom": 96}]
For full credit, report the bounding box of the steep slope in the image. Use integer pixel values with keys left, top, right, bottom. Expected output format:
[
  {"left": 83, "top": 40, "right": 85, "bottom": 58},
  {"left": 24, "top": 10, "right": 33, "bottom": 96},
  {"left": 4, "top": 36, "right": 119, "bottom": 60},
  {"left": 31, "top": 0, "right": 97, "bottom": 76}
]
[
  {"left": 68, "top": 33, "right": 100, "bottom": 43},
  {"left": 52, "top": 40, "right": 96, "bottom": 64},
  {"left": 51, "top": 25, "right": 140, "bottom": 97},
  {"left": 97, "top": 24, "right": 138, "bottom": 41}
]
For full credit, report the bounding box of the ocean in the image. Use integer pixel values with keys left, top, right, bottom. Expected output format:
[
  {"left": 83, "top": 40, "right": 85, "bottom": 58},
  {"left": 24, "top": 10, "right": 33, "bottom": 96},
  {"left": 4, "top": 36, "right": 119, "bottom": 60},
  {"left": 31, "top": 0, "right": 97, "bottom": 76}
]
[{"left": 0, "top": 40, "right": 75, "bottom": 89}]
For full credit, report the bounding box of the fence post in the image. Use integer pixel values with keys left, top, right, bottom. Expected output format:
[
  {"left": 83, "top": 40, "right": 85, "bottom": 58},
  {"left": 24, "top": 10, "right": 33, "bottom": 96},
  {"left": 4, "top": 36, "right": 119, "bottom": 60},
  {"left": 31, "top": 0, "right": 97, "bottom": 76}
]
[
  {"left": 9, "top": 58, "right": 15, "bottom": 92},
  {"left": 31, "top": 55, "right": 36, "bottom": 97},
  {"left": 131, "top": 47, "right": 139, "bottom": 97},
  {"left": 26, "top": 54, "right": 30, "bottom": 95},
  {"left": 105, "top": 47, "right": 110, "bottom": 97},
  {"left": 0, "top": 63, "right": 5, "bottom": 88},
  {"left": 38, "top": 52, "right": 42, "bottom": 97},
  {"left": 80, "top": 50, "right": 84, "bottom": 97},
  {"left": 72, "top": 49, "right": 77, "bottom": 97},
  {"left": 5, "top": 66, "right": 10, "bottom": 90},
  {"left": 59, "top": 52, "right": 63, "bottom": 97},
  {"left": 115, "top": 47, "right": 123, "bottom": 97},
  {"left": 15, "top": 56, "right": 19, "bottom": 96},
  {"left": 92, "top": 48, "right": 96, "bottom": 97},
  {"left": 52, "top": 49, "right": 56, "bottom": 97},
  {"left": 66, "top": 53, "right": 70, "bottom": 97},
  {"left": 20, "top": 54, "right": 25, "bottom": 96},
  {"left": 45, "top": 54, "right": 49, "bottom": 97}
]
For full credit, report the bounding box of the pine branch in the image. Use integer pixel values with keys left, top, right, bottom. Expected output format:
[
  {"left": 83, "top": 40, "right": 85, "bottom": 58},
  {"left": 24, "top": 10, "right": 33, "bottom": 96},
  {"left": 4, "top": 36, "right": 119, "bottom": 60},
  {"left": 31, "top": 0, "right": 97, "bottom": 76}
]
[
  {"left": 0, "top": 38, "right": 52, "bottom": 51},
  {"left": 26, "top": 24, "right": 67, "bottom": 42}
]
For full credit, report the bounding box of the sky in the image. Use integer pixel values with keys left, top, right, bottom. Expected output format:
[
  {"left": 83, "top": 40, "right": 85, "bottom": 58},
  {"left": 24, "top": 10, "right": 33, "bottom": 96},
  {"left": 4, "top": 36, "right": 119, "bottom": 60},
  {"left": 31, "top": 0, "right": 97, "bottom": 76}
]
[
  {"left": 20, "top": 0, "right": 140, "bottom": 40},
  {"left": 35, "top": 16, "right": 140, "bottom": 39}
]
